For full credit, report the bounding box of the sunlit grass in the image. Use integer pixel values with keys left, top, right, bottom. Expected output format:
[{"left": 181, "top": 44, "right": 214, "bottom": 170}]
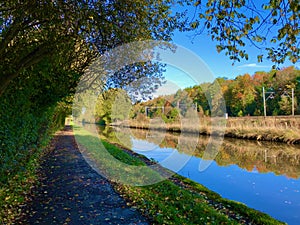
[
  {"left": 115, "top": 116, "right": 300, "bottom": 144},
  {"left": 73, "top": 124, "right": 285, "bottom": 225}
]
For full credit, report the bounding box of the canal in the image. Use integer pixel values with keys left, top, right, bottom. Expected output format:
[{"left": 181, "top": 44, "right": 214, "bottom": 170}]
[{"left": 97, "top": 125, "right": 300, "bottom": 224}]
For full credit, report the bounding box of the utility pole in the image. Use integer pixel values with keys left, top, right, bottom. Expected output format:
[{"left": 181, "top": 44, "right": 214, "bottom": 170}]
[
  {"left": 263, "top": 87, "right": 266, "bottom": 117},
  {"left": 292, "top": 88, "right": 294, "bottom": 116},
  {"left": 262, "top": 87, "right": 275, "bottom": 117}
]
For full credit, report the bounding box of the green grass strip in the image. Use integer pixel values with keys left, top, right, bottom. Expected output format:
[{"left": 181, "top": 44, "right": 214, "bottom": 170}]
[{"left": 73, "top": 124, "right": 286, "bottom": 225}]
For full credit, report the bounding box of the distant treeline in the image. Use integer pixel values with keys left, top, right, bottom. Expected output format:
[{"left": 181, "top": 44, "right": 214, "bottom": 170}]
[
  {"left": 131, "top": 66, "right": 300, "bottom": 121},
  {"left": 92, "top": 67, "right": 300, "bottom": 125}
]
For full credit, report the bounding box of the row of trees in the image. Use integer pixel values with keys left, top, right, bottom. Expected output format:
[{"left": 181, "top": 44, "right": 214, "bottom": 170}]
[
  {"left": 1, "top": 1, "right": 299, "bottom": 221},
  {"left": 209, "top": 66, "right": 300, "bottom": 116},
  {"left": 129, "top": 66, "right": 300, "bottom": 121},
  {"left": 1, "top": 0, "right": 299, "bottom": 186},
  {"left": 0, "top": 0, "right": 178, "bottom": 186}
]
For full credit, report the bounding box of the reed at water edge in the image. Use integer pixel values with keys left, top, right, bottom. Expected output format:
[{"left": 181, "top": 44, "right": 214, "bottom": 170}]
[{"left": 111, "top": 116, "right": 300, "bottom": 144}]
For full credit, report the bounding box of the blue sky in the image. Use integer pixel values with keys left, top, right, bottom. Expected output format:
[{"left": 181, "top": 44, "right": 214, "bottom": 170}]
[
  {"left": 161, "top": 30, "right": 296, "bottom": 91},
  {"left": 155, "top": 30, "right": 285, "bottom": 97},
  {"left": 171, "top": 31, "right": 273, "bottom": 79},
  {"left": 156, "top": 2, "right": 298, "bottom": 94}
]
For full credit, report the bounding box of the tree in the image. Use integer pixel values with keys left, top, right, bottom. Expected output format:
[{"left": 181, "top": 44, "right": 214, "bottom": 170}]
[
  {"left": 0, "top": 0, "right": 182, "bottom": 194},
  {"left": 95, "top": 88, "right": 132, "bottom": 125},
  {"left": 188, "top": 84, "right": 211, "bottom": 116},
  {"left": 0, "top": 0, "right": 180, "bottom": 96},
  {"left": 0, "top": 1, "right": 94, "bottom": 95},
  {"left": 279, "top": 95, "right": 292, "bottom": 115},
  {"left": 2, "top": 0, "right": 299, "bottom": 99},
  {"left": 187, "top": 0, "right": 299, "bottom": 65},
  {"left": 108, "top": 62, "right": 167, "bottom": 102}
]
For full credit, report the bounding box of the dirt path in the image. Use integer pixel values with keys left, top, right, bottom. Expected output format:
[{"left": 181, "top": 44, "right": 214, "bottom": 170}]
[{"left": 18, "top": 126, "right": 149, "bottom": 225}]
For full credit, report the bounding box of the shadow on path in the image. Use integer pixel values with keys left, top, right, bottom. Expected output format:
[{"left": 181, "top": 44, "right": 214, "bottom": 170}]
[{"left": 18, "top": 126, "right": 149, "bottom": 225}]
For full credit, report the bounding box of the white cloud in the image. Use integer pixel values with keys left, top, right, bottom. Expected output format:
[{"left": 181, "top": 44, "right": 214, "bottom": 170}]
[{"left": 237, "top": 63, "right": 270, "bottom": 69}]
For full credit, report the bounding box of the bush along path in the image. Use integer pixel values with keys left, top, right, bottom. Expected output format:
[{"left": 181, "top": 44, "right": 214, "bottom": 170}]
[{"left": 16, "top": 126, "right": 149, "bottom": 225}]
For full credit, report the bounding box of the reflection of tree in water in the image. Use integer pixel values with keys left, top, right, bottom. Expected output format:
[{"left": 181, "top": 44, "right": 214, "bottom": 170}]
[
  {"left": 217, "top": 139, "right": 300, "bottom": 178},
  {"left": 99, "top": 126, "right": 300, "bottom": 179},
  {"left": 87, "top": 125, "right": 133, "bottom": 149}
]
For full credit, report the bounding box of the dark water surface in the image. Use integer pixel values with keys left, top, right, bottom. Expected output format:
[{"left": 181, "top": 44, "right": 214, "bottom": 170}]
[{"left": 98, "top": 126, "right": 300, "bottom": 224}]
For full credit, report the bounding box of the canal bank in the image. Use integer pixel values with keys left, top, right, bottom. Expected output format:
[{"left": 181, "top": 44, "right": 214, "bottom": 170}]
[
  {"left": 112, "top": 116, "right": 300, "bottom": 144},
  {"left": 96, "top": 125, "right": 300, "bottom": 225},
  {"left": 73, "top": 124, "right": 286, "bottom": 225}
]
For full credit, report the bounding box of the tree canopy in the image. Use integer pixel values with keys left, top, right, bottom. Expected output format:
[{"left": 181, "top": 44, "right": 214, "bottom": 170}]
[
  {"left": 0, "top": 0, "right": 179, "bottom": 96},
  {"left": 0, "top": 0, "right": 179, "bottom": 195},
  {"left": 1, "top": 0, "right": 299, "bottom": 97},
  {"left": 187, "top": 0, "right": 299, "bottom": 65}
]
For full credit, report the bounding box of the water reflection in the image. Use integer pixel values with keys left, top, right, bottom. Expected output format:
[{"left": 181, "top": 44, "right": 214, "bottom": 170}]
[
  {"left": 96, "top": 125, "right": 300, "bottom": 224},
  {"left": 98, "top": 125, "right": 300, "bottom": 179}
]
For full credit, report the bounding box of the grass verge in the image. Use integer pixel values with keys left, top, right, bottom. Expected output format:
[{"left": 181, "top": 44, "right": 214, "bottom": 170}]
[{"left": 73, "top": 124, "right": 286, "bottom": 225}]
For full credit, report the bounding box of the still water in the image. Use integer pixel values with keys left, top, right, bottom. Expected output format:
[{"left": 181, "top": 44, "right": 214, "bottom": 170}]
[{"left": 98, "top": 126, "right": 300, "bottom": 224}]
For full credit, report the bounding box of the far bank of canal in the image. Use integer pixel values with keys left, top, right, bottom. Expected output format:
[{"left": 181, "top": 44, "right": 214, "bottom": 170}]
[{"left": 97, "top": 125, "right": 300, "bottom": 225}]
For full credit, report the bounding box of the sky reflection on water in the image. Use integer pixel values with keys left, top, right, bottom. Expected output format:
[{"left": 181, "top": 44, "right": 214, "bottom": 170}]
[{"left": 99, "top": 126, "right": 300, "bottom": 224}]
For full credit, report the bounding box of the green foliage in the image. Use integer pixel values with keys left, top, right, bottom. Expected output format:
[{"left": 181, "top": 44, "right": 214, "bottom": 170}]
[
  {"left": 95, "top": 88, "right": 132, "bottom": 124},
  {"left": 0, "top": 148, "right": 41, "bottom": 224},
  {"left": 187, "top": 0, "right": 300, "bottom": 65},
  {"left": 237, "top": 110, "right": 244, "bottom": 117},
  {"left": 164, "top": 108, "right": 180, "bottom": 123},
  {"left": 0, "top": 58, "right": 75, "bottom": 222},
  {"left": 1, "top": 0, "right": 299, "bottom": 221},
  {"left": 279, "top": 96, "right": 292, "bottom": 115},
  {"left": 131, "top": 66, "right": 299, "bottom": 117},
  {"left": 0, "top": 0, "right": 181, "bottom": 96},
  {"left": 0, "top": 78, "right": 69, "bottom": 222},
  {"left": 0, "top": 1, "right": 181, "bottom": 220},
  {"left": 196, "top": 66, "right": 299, "bottom": 117},
  {"left": 0, "top": 81, "right": 68, "bottom": 186}
]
